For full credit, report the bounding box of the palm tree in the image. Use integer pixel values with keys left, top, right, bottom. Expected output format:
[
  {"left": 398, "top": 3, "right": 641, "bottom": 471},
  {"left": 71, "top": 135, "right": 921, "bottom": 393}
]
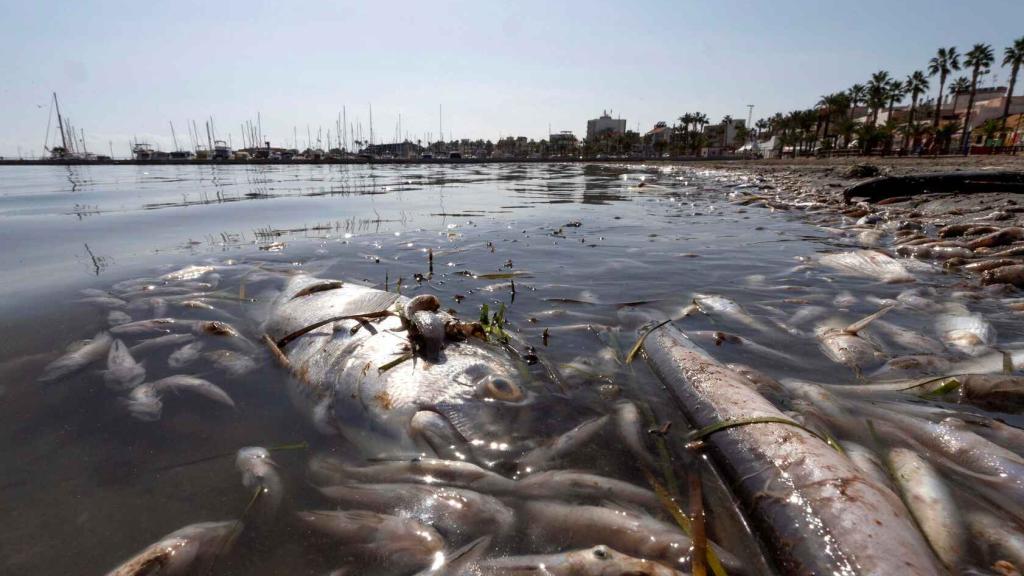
[
  {"left": 949, "top": 76, "right": 971, "bottom": 111},
  {"left": 960, "top": 43, "right": 995, "bottom": 154},
  {"left": 867, "top": 71, "right": 892, "bottom": 125},
  {"left": 885, "top": 79, "right": 907, "bottom": 123},
  {"left": 1001, "top": 37, "right": 1024, "bottom": 139},
  {"left": 928, "top": 47, "right": 960, "bottom": 131},
  {"left": 816, "top": 92, "right": 848, "bottom": 148},
  {"left": 902, "top": 71, "right": 930, "bottom": 150},
  {"left": 848, "top": 84, "right": 867, "bottom": 120}
]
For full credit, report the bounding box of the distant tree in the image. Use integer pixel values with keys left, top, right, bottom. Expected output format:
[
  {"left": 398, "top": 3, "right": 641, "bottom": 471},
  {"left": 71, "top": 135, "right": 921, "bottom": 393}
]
[
  {"left": 847, "top": 83, "right": 867, "bottom": 120},
  {"left": 902, "top": 71, "right": 931, "bottom": 150},
  {"left": 867, "top": 71, "right": 892, "bottom": 125},
  {"left": 978, "top": 118, "right": 1003, "bottom": 145},
  {"left": 934, "top": 119, "right": 962, "bottom": 154},
  {"left": 885, "top": 79, "right": 907, "bottom": 122},
  {"left": 1001, "top": 37, "right": 1024, "bottom": 140},
  {"left": 961, "top": 43, "right": 995, "bottom": 154},
  {"left": 928, "top": 46, "right": 960, "bottom": 131}
]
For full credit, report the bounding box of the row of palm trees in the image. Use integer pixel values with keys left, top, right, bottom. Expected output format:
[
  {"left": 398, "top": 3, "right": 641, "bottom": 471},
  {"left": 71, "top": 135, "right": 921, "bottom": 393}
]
[{"left": 756, "top": 37, "right": 1024, "bottom": 155}]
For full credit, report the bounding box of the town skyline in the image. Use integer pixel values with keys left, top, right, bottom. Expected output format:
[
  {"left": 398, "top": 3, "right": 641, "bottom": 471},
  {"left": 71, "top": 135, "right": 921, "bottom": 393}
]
[{"left": 3, "top": 0, "right": 1023, "bottom": 157}]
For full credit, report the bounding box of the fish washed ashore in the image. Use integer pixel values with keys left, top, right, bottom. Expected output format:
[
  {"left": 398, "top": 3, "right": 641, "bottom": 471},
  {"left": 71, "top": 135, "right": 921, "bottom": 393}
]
[{"left": 4, "top": 161, "right": 1024, "bottom": 575}]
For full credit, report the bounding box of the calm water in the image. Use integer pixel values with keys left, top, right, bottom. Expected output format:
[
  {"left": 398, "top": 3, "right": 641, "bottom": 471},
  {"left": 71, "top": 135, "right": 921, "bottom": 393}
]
[{"left": 0, "top": 164, "right": 1020, "bottom": 574}]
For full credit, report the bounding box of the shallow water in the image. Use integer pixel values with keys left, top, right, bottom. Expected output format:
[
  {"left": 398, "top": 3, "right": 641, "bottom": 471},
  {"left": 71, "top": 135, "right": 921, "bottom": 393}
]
[{"left": 0, "top": 164, "right": 1021, "bottom": 574}]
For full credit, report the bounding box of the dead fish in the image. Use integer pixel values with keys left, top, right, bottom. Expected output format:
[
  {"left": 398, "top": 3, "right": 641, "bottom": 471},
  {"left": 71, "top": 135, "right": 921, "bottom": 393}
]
[
  {"left": 789, "top": 305, "right": 830, "bottom": 326},
  {"left": 80, "top": 296, "right": 128, "bottom": 309},
  {"left": 129, "top": 333, "right": 196, "bottom": 355},
  {"left": 126, "top": 297, "right": 168, "bottom": 317},
  {"left": 513, "top": 470, "right": 660, "bottom": 510},
  {"left": 110, "top": 318, "right": 181, "bottom": 336},
  {"left": 108, "top": 310, "right": 132, "bottom": 327},
  {"left": 179, "top": 299, "right": 216, "bottom": 310},
  {"left": 236, "top": 447, "right": 283, "bottom": 517},
  {"left": 815, "top": 306, "right": 892, "bottom": 372},
  {"left": 966, "top": 509, "right": 1024, "bottom": 570},
  {"left": 168, "top": 341, "right": 204, "bottom": 368},
  {"left": 516, "top": 415, "right": 609, "bottom": 474},
  {"left": 104, "top": 520, "right": 240, "bottom": 576},
  {"left": 896, "top": 290, "right": 944, "bottom": 313},
  {"left": 296, "top": 510, "right": 443, "bottom": 573},
  {"left": 866, "top": 320, "right": 945, "bottom": 355},
  {"left": 473, "top": 545, "right": 683, "bottom": 575},
  {"left": 954, "top": 374, "right": 1024, "bottom": 410},
  {"left": 935, "top": 313, "right": 996, "bottom": 355},
  {"left": 39, "top": 331, "right": 113, "bottom": 382},
  {"left": 964, "top": 258, "right": 1022, "bottom": 273},
  {"left": 692, "top": 293, "right": 766, "bottom": 332},
  {"left": 307, "top": 455, "right": 516, "bottom": 494},
  {"left": 857, "top": 229, "right": 885, "bottom": 247},
  {"left": 887, "top": 448, "right": 965, "bottom": 571},
  {"left": 966, "top": 227, "right": 1024, "bottom": 250},
  {"left": 819, "top": 250, "right": 915, "bottom": 283},
  {"left": 984, "top": 264, "right": 1024, "bottom": 288},
  {"left": 159, "top": 264, "right": 217, "bottom": 282},
  {"left": 203, "top": 349, "right": 257, "bottom": 377},
  {"left": 833, "top": 290, "right": 858, "bottom": 308},
  {"left": 842, "top": 442, "right": 895, "bottom": 491},
  {"left": 103, "top": 339, "right": 146, "bottom": 390},
  {"left": 124, "top": 376, "right": 235, "bottom": 421},
  {"left": 692, "top": 330, "right": 801, "bottom": 364},
  {"left": 518, "top": 500, "right": 739, "bottom": 574},
  {"left": 317, "top": 482, "right": 515, "bottom": 540}
]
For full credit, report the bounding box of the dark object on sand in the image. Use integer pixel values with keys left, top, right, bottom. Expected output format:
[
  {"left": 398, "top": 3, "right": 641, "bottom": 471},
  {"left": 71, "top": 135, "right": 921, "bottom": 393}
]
[
  {"left": 843, "top": 164, "right": 881, "bottom": 179},
  {"left": 844, "top": 171, "right": 1024, "bottom": 203}
]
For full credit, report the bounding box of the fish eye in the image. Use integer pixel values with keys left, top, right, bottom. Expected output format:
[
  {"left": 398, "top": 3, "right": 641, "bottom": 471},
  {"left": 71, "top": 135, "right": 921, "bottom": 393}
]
[
  {"left": 481, "top": 375, "right": 524, "bottom": 402},
  {"left": 592, "top": 546, "right": 609, "bottom": 560}
]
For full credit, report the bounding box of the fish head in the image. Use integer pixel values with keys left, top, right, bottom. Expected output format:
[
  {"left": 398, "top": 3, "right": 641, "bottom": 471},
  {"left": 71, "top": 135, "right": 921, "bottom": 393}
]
[
  {"left": 569, "top": 546, "right": 681, "bottom": 575},
  {"left": 429, "top": 357, "right": 542, "bottom": 456}
]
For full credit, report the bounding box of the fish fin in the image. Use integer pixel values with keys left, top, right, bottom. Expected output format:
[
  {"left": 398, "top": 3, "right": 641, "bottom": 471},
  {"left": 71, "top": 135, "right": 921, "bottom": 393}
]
[
  {"left": 844, "top": 304, "right": 895, "bottom": 335},
  {"left": 425, "top": 535, "right": 493, "bottom": 576}
]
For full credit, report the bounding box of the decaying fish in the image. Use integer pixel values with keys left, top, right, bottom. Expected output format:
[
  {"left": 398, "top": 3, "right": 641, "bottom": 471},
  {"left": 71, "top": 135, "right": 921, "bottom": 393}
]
[
  {"left": 105, "top": 520, "right": 240, "bottom": 576},
  {"left": 296, "top": 510, "right": 444, "bottom": 573},
  {"left": 815, "top": 306, "right": 892, "bottom": 372},
  {"left": 236, "top": 446, "right": 283, "bottom": 517},
  {"left": 318, "top": 482, "right": 515, "bottom": 541},
  {"left": 103, "top": 339, "right": 146, "bottom": 390},
  {"left": 818, "top": 249, "right": 915, "bottom": 283},
  {"left": 642, "top": 322, "right": 941, "bottom": 575},
  {"left": 124, "top": 375, "right": 235, "bottom": 421},
  {"left": 935, "top": 313, "right": 996, "bottom": 355},
  {"left": 39, "top": 331, "right": 113, "bottom": 382},
  {"left": 471, "top": 545, "right": 684, "bottom": 575},
  {"left": 887, "top": 448, "right": 965, "bottom": 570}
]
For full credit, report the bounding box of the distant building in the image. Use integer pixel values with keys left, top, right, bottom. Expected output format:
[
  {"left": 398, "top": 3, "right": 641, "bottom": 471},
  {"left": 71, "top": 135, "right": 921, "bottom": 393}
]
[
  {"left": 549, "top": 131, "right": 578, "bottom": 156},
  {"left": 361, "top": 141, "right": 424, "bottom": 158},
  {"left": 643, "top": 122, "right": 672, "bottom": 154},
  {"left": 586, "top": 111, "right": 627, "bottom": 141},
  {"left": 702, "top": 118, "right": 746, "bottom": 157}
]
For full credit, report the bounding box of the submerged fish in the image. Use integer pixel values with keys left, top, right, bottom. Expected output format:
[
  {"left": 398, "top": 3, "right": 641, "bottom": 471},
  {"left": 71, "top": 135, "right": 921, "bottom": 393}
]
[
  {"left": 818, "top": 250, "right": 915, "bottom": 283},
  {"left": 105, "top": 520, "right": 240, "bottom": 576},
  {"left": 297, "top": 510, "right": 444, "bottom": 573},
  {"left": 318, "top": 482, "right": 515, "bottom": 540},
  {"left": 235, "top": 447, "right": 283, "bottom": 517},
  {"left": 815, "top": 306, "right": 892, "bottom": 372},
  {"left": 103, "top": 339, "right": 146, "bottom": 390},
  {"left": 124, "top": 375, "right": 235, "bottom": 421},
  {"left": 472, "top": 545, "right": 683, "bottom": 575},
  {"left": 167, "top": 341, "right": 204, "bottom": 368},
  {"left": 935, "top": 313, "right": 996, "bottom": 355},
  {"left": 39, "top": 331, "right": 113, "bottom": 382}
]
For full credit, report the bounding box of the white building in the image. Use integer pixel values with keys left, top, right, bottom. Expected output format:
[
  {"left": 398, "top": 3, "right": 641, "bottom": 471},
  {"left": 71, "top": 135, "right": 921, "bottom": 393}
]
[{"left": 586, "top": 111, "right": 627, "bottom": 141}]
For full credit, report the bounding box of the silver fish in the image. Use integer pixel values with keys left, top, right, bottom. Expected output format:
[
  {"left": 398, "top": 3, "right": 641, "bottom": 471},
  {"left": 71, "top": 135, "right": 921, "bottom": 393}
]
[
  {"left": 935, "top": 313, "right": 996, "bottom": 355},
  {"left": 518, "top": 500, "right": 738, "bottom": 573},
  {"left": 317, "top": 482, "right": 515, "bottom": 540},
  {"left": 473, "top": 545, "right": 683, "bottom": 575},
  {"left": 104, "top": 520, "right": 240, "bottom": 576},
  {"left": 515, "top": 414, "right": 609, "bottom": 474},
  {"left": 124, "top": 375, "right": 234, "bottom": 421},
  {"left": 108, "top": 310, "right": 132, "bottom": 327},
  {"left": 236, "top": 446, "right": 283, "bottom": 517},
  {"left": 129, "top": 333, "right": 196, "bottom": 355},
  {"left": 159, "top": 264, "right": 216, "bottom": 282},
  {"left": 167, "top": 341, "right": 204, "bottom": 368},
  {"left": 819, "top": 250, "right": 915, "bottom": 283},
  {"left": 203, "top": 349, "right": 257, "bottom": 377},
  {"left": 296, "top": 510, "right": 444, "bottom": 573},
  {"left": 103, "top": 339, "right": 146, "bottom": 390},
  {"left": 39, "top": 331, "right": 113, "bottom": 382},
  {"left": 307, "top": 455, "right": 516, "bottom": 494},
  {"left": 887, "top": 447, "right": 965, "bottom": 570},
  {"left": 815, "top": 307, "right": 892, "bottom": 372}
]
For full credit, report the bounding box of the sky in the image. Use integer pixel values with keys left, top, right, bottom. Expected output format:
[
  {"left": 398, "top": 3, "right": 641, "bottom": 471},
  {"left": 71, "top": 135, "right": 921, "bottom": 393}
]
[{"left": 1, "top": 0, "right": 1022, "bottom": 157}]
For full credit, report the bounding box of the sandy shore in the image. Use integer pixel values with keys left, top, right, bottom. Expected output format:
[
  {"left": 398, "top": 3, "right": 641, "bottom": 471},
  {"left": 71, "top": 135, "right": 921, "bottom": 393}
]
[{"left": 703, "top": 156, "right": 1024, "bottom": 289}]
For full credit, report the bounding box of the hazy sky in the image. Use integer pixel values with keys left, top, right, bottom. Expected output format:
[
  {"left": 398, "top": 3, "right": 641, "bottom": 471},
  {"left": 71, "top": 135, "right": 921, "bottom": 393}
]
[{"left": 2, "top": 0, "right": 1022, "bottom": 157}]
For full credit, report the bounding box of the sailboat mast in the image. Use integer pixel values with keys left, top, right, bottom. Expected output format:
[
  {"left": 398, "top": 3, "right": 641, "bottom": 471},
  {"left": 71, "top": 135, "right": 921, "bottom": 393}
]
[
  {"left": 170, "top": 121, "right": 179, "bottom": 151},
  {"left": 54, "top": 93, "right": 69, "bottom": 151}
]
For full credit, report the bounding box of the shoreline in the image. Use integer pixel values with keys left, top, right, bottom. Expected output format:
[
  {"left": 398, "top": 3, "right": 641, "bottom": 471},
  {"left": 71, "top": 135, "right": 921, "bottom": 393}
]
[
  {"left": 715, "top": 155, "right": 1024, "bottom": 289},
  {"left": 1, "top": 153, "right": 1020, "bottom": 167}
]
